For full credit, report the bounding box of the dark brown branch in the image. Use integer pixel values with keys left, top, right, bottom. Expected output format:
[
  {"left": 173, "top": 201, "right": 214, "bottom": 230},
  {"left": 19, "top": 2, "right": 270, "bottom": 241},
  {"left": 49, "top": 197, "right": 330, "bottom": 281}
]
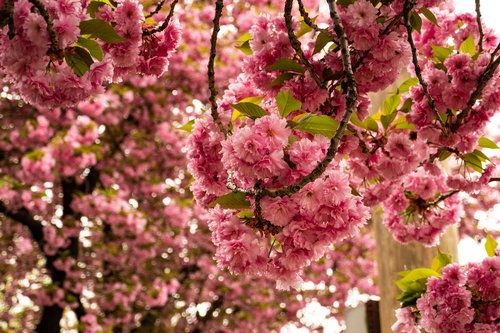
[
  {"left": 284, "top": 0, "right": 326, "bottom": 90},
  {"left": 403, "top": 0, "right": 445, "bottom": 127},
  {"left": 145, "top": 0, "right": 166, "bottom": 19},
  {"left": 475, "top": 0, "right": 484, "bottom": 53},
  {"left": 28, "top": 0, "right": 62, "bottom": 57},
  {"left": 142, "top": 0, "right": 179, "bottom": 36},
  {"left": 262, "top": 0, "right": 357, "bottom": 198},
  {"left": 489, "top": 177, "right": 500, "bottom": 183},
  {"left": 297, "top": 0, "right": 336, "bottom": 41},
  {"left": 207, "top": 0, "right": 228, "bottom": 136}
]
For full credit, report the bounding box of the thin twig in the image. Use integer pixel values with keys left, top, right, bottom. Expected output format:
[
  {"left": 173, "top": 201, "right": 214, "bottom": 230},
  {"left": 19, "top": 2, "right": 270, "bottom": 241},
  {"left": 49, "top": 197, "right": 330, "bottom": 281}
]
[
  {"left": 206, "top": 0, "right": 228, "bottom": 137},
  {"left": 145, "top": 0, "right": 166, "bottom": 19},
  {"left": 142, "top": 0, "right": 179, "bottom": 36},
  {"left": 262, "top": 0, "right": 357, "bottom": 198},
  {"left": 475, "top": 0, "right": 484, "bottom": 53},
  {"left": 403, "top": 0, "right": 445, "bottom": 127}
]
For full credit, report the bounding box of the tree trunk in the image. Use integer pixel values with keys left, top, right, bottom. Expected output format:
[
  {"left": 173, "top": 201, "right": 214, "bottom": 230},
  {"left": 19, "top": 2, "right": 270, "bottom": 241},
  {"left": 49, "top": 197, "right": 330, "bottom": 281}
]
[{"left": 374, "top": 214, "right": 458, "bottom": 333}]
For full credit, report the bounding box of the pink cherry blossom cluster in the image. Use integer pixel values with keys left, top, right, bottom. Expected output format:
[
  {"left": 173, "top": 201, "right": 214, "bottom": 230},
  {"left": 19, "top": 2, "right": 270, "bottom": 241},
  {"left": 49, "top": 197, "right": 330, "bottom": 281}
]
[
  {"left": 0, "top": 0, "right": 181, "bottom": 108},
  {"left": 393, "top": 255, "right": 500, "bottom": 333}
]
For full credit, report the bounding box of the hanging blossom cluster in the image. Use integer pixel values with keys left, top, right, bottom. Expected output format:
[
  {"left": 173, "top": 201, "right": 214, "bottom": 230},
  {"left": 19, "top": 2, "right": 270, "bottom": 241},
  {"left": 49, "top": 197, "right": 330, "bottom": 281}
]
[
  {"left": 188, "top": 0, "right": 500, "bottom": 289},
  {"left": 0, "top": 0, "right": 181, "bottom": 108},
  {"left": 393, "top": 255, "right": 500, "bottom": 333}
]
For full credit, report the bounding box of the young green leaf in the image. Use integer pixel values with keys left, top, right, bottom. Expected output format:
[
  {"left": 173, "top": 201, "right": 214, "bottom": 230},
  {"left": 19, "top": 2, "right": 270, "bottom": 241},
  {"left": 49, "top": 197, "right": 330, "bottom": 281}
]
[
  {"left": 209, "top": 192, "right": 251, "bottom": 209},
  {"left": 431, "top": 250, "right": 452, "bottom": 272},
  {"left": 485, "top": 234, "right": 498, "bottom": 257},
  {"left": 459, "top": 34, "right": 476, "bottom": 57},
  {"left": 231, "top": 102, "right": 267, "bottom": 119},
  {"left": 80, "top": 19, "right": 126, "bottom": 43},
  {"left": 478, "top": 137, "right": 499, "bottom": 149},
  {"left": 383, "top": 94, "right": 401, "bottom": 115},
  {"left": 76, "top": 37, "right": 104, "bottom": 61},
  {"left": 431, "top": 45, "right": 453, "bottom": 62},
  {"left": 176, "top": 120, "right": 195, "bottom": 133},
  {"left": 313, "top": 32, "right": 332, "bottom": 55},
  {"left": 270, "top": 73, "right": 295, "bottom": 87},
  {"left": 419, "top": 7, "right": 439, "bottom": 26},
  {"left": 276, "top": 91, "right": 301, "bottom": 117},
  {"left": 266, "top": 58, "right": 305, "bottom": 74},
  {"left": 292, "top": 113, "right": 339, "bottom": 138},
  {"left": 409, "top": 11, "right": 423, "bottom": 33}
]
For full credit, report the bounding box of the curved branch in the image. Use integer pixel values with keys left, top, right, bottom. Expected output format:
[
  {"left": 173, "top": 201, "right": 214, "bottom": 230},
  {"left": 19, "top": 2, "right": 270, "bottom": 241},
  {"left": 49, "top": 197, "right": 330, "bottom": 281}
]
[
  {"left": 207, "top": 0, "right": 228, "bottom": 137},
  {"left": 262, "top": 0, "right": 357, "bottom": 198},
  {"left": 403, "top": 0, "right": 445, "bottom": 127},
  {"left": 145, "top": 0, "right": 166, "bottom": 19},
  {"left": 475, "top": 0, "right": 484, "bottom": 53},
  {"left": 142, "top": 0, "right": 179, "bottom": 36}
]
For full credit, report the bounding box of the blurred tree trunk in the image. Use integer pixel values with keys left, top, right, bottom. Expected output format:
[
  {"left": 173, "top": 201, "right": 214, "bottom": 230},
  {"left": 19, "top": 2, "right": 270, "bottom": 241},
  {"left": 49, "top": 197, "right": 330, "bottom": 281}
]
[{"left": 373, "top": 212, "right": 458, "bottom": 333}]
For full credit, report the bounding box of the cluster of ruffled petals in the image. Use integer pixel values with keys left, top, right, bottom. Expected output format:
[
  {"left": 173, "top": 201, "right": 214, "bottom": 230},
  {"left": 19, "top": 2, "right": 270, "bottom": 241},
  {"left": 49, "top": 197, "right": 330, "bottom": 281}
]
[
  {"left": 406, "top": 8, "right": 500, "bottom": 153},
  {"left": 393, "top": 256, "right": 500, "bottom": 333},
  {"left": 380, "top": 166, "right": 463, "bottom": 246},
  {"left": 0, "top": 0, "right": 181, "bottom": 108}
]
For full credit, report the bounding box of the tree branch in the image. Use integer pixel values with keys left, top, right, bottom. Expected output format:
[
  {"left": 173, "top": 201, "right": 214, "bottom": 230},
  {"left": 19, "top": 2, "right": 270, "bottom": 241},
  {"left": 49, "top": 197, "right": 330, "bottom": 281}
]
[
  {"left": 262, "top": 0, "right": 357, "bottom": 198},
  {"left": 207, "top": 0, "right": 228, "bottom": 137},
  {"left": 142, "top": 0, "right": 179, "bottom": 36},
  {"left": 145, "top": 0, "right": 166, "bottom": 19},
  {"left": 403, "top": 0, "right": 445, "bottom": 127},
  {"left": 475, "top": 0, "right": 484, "bottom": 53}
]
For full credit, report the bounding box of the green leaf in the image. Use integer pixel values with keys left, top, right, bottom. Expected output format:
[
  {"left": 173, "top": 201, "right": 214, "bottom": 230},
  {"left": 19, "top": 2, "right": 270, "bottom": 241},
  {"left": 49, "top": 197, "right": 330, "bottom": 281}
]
[
  {"left": 395, "top": 78, "right": 419, "bottom": 94},
  {"left": 313, "top": 31, "right": 332, "bottom": 55},
  {"left": 65, "top": 50, "right": 91, "bottom": 77},
  {"left": 176, "top": 120, "right": 194, "bottom": 133},
  {"left": 239, "top": 96, "right": 264, "bottom": 104},
  {"left": 431, "top": 250, "right": 452, "bottom": 272},
  {"left": 478, "top": 137, "right": 499, "bottom": 149},
  {"left": 459, "top": 34, "right": 476, "bottom": 57},
  {"left": 364, "top": 117, "right": 379, "bottom": 132},
  {"left": 276, "top": 91, "right": 302, "bottom": 117},
  {"left": 235, "top": 32, "right": 252, "bottom": 44},
  {"left": 76, "top": 37, "right": 103, "bottom": 61},
  {"left": 74, "top": 46, "right": 94, "bottom": 67},
  {"left": 296, "top": 17, "right": 316, "bottom": 38},
  {"left": 236, "top": 41, "right": 252, "bottom": 55},
  {"left": 439, "top": 149, "right": 452, "bottom": 161},
  {"left": 400, "top": 98, "right": 413, "bottom": 113},
  {"left": 463, "top": 152, "right": 483, "bottom": 173},
  {"left": 381, "top": 111, "right": 397, "bottom": 130},
  {"left": 79, "top": 19, "right": 125, "bottom": 43},
  {"left": 409, "top": 11, "right": 423, "bottom": 33},
  {"left": 420, "top": 7, "right": 439, "bottom": 26},
  {"left": 383, "top": 94, "right": 401, "bottom": 115},
  {"left": 473, "top": 149, "right": 490, "bottom": 162},
  {"left": 209, "top": 192, "right": 251, "bottom": 209},
  {"left": 432, "top": 45, "right": 453, "bottom": 62},
  {"left": 396, "top": 268, "right": 440, "bottom": 291},
  {"left": 292, "top": 113, "right": 339, "bottom": 138},
  {"left": 394, "top": 116, "right": 415, "bottom": 130},
  {"left": 231, "top": 102, "right": 267, "bottom": 119},
  {"left": 266, "top": 58, "right": 305, "bottom": 74},
  {"left": 87, "top": 1, "right": 106, "bottom": 17},
  {"left": 270, "top": 73, "right": 295, "bottom": 87},
  {"left": 485, "top": 234, "right": 498, "bottom": 257}
]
